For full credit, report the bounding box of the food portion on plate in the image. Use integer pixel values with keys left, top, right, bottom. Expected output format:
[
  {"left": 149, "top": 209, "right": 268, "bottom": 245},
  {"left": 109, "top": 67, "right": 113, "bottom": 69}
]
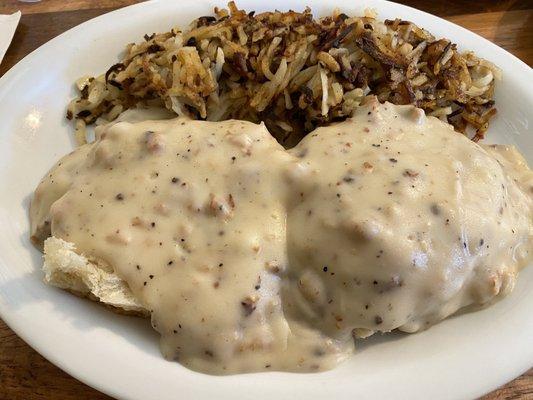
[
  {"left": 29, "top": 3, "right": 532, "bottom": 375},
  {"left": 67, "top": 2, "right": 499, "bottom": 147}
]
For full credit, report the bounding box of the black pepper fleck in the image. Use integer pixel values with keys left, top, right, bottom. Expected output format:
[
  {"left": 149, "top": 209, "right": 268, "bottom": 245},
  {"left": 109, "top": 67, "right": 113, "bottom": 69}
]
[
  {"left": 241, "top": 298, "right": 257, "bottom": 316},
  {"left": 343, "top": 176, "right": 355, "bottom": 183}
]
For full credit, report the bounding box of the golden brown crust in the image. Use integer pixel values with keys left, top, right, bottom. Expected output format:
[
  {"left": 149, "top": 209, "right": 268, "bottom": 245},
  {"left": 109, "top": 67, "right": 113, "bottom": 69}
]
[
  {"left": 65, "top": 288, "right": 149, "bottom": 318},
  {"left": 67, "top": 2, "right": 499, "bottom": 147}
]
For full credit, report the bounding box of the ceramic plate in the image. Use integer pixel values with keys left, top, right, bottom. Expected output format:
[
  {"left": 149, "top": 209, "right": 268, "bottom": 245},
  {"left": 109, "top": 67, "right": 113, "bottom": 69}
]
[{"left": 0, "top": 1, "right": 531, "bottom": 399}]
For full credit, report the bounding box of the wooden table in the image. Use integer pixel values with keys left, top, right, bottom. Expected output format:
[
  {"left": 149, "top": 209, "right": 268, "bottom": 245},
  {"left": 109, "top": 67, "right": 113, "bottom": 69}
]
[{"left": 0, "top": 1, "right": 531, "bottom": 399}]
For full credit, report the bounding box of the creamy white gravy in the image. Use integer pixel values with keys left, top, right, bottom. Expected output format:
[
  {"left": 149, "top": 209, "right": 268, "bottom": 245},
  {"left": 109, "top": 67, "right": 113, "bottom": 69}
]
[{"left": 30, "top": 101, "right": 532, "bottom": 374}]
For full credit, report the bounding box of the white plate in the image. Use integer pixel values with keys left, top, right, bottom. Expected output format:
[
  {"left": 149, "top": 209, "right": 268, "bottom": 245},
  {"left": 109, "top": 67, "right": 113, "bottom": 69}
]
[{"left": 0, "top": 1, "right": 531, "bottom": 399}]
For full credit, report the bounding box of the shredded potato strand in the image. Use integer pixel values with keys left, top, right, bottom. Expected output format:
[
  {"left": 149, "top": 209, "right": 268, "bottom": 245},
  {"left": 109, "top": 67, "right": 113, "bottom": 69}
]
[{"left": 67, "top": 1, "right": 500, "bottom": 146}]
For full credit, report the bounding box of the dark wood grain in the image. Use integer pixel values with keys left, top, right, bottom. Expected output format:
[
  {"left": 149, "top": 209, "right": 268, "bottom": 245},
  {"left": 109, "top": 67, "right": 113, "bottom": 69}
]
[
  {"left": 448, "top": 10, "right": 533, "bottom": 65},
  {"left": 394, "top": 0, "right": 532, "bottom": 18},
  {"left": 0, "top": 1, "right": 531, "bottom": 399},
  {"left": 1, "top": 0, "right": 531, "bottom": 17},
  {"left": 0, "top": 8, "right": 119, "bottom": 77},
  {"left": 0, "top": 320, "right": 111, "bottom": 400},
  {"left": 0, "top": 0, "right": 142, "bottom": 15},
  {"left": 482, "top": 369, "right": 533, "bottom": 400}
]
